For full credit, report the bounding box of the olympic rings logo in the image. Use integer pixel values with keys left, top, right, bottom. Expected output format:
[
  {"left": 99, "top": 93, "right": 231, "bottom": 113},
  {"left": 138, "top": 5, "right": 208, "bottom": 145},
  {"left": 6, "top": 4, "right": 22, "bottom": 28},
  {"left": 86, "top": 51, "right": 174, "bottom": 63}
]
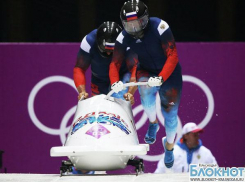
[
  {"left": 28, "top": 75, "right": 214, "bottom": 162},
  {"left": 27, "top": 76, "right": 77, "bottom": 144}
]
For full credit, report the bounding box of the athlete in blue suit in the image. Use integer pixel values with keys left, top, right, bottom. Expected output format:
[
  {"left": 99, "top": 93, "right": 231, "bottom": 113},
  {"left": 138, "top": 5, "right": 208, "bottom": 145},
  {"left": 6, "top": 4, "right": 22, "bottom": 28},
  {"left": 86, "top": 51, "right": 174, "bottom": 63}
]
[
  {"left": 73, "top": 22, "right": 137, "bottom": 104},
  {"left": 109, "top": 1, "right": 182, "bottom": 168}
]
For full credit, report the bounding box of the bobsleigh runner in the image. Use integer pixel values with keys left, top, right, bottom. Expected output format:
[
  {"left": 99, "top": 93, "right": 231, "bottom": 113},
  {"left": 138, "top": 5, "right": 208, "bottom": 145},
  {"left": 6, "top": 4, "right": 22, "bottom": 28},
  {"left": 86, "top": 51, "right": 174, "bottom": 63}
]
[{"left": 50, "top": 82, "right": 150, "bottom": 176}]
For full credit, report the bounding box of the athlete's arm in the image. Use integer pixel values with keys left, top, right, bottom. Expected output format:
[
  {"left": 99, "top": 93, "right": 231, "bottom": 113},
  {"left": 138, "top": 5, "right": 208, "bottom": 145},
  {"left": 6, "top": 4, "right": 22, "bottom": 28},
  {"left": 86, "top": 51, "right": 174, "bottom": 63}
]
[
  {"left": 73, "top": 48, "right": 91, "bottom": 99},
  {"left": 125, "top": 49, "right": 138, "bottom": 81},
  {"left": 158, "top": 21, "right": 179, "bottom": 82},
  {"left": 109, "top": 33, "right": 127, "bottom": 85},
  {"left": 125, "top": 49, "right": 138, "bottom": 95}
]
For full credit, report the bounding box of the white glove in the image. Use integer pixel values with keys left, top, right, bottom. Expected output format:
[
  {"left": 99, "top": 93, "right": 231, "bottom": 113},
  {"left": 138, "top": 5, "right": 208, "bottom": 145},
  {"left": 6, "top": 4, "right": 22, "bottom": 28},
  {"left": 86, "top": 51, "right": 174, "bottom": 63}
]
[
  {"left": 148, "top": 76, "right": 163, "bottom": 87},
  {"left": 111, "top": 81, "right": 124, "bottom": 93}
]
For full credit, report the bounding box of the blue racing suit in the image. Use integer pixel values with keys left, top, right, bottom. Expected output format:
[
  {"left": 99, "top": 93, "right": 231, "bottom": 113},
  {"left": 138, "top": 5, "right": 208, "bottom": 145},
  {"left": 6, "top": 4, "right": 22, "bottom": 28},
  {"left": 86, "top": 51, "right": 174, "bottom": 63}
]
[{"left": 109, "top": 17, "right": 182, "bottom": 143}]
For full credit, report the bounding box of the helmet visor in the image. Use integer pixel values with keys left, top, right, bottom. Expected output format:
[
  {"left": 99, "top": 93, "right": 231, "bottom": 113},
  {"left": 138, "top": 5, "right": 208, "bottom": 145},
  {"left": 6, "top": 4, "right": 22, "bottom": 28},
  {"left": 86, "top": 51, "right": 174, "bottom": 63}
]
[{"left": 122, "top": 14, "right": 148, "bottom": 34}]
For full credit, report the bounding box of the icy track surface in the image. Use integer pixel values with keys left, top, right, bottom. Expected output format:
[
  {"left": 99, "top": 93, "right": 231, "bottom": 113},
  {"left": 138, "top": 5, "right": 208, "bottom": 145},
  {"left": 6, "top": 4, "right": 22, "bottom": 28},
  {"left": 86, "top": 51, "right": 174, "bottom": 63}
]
[{"left": 0, "top": 173, "right": 189, "bottom": 182}]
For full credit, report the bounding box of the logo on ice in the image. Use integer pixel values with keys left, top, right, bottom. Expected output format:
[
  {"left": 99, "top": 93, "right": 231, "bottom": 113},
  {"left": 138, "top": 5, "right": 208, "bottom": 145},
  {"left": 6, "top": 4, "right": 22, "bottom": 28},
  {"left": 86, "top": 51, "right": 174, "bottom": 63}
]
[{"left": 189, "top": 164, "right": 245, "bottom": 181}]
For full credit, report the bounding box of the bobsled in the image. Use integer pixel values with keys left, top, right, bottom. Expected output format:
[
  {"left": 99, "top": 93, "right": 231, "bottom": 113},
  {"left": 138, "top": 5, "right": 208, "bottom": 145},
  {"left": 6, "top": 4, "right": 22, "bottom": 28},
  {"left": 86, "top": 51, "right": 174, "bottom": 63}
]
[{"left": 50, "top": 82, "right": 149, "bottom": 176}]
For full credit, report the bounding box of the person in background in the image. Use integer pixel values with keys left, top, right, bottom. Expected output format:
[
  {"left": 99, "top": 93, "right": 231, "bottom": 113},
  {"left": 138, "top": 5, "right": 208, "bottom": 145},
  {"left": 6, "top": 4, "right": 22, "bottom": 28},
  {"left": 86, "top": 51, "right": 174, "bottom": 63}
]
[{"left": 155, "top": 122, "right": 218, "bottom": 173}]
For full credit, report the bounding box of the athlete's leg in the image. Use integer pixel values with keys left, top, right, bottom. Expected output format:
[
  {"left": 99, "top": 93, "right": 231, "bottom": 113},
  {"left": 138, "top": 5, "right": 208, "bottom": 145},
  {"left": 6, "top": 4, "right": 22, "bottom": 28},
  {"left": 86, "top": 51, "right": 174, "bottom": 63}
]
[
  {"left": 159, "top": 87, "right": 181, "bottom": 145},
  {"left": 159, "top": 67, "right": 182, "bottom": 168},
  {"left": 137, "top": 70, "right": 160, "bottom": 144}
]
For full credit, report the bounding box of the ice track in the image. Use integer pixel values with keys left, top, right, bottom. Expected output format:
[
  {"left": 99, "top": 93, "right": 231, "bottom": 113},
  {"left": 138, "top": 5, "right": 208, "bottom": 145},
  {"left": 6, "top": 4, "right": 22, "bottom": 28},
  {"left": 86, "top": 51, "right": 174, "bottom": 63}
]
[{"left": 0, "top": 173, "right": 189, "bottom": 182}]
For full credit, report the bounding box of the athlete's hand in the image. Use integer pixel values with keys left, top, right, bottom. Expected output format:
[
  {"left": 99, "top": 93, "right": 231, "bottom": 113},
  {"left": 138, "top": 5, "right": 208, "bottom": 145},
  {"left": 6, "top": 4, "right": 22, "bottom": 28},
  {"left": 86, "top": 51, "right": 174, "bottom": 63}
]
[
  {"left": 148, "top": 76, "right": 163, "bottom": 87},
  {"left": 111, "top": 81, "right": 124, "bottom": 93},
  {"left": 124, "top": 93, "right": 135, "bottom": 105},
  {"left": 78, "top": 91, "right": 89, "bottom": 101}
]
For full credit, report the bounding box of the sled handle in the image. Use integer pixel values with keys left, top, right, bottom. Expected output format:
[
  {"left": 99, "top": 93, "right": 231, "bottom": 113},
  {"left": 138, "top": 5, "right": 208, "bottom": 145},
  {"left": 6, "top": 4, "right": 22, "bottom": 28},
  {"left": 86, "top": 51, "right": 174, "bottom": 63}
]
[{"left": 105, "top": 82, "right": 148, "bottom": 100}]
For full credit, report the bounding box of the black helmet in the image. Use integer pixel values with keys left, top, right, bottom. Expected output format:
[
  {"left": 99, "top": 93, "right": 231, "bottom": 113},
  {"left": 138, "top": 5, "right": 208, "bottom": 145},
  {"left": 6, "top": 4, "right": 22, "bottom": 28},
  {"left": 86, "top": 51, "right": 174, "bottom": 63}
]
[
  {"left": 96, "top": 21, "right": 122, "bottom": 58},
  {"left": 120, "top": 0, "right": 149, "bottom": 39}
]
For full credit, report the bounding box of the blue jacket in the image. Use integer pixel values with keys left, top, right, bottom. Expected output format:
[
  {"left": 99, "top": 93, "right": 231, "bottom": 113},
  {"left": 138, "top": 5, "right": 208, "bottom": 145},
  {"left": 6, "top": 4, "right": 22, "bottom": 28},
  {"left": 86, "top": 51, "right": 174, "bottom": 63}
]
[
  {"left": 74, "top": 29, "right": 137, "bottom": 87},
  {"left": 177, "top": 139, "right": 202, "bottom": 164},
  {"left": 110, "top": 17, "right": 181, "bottom": 83}
]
